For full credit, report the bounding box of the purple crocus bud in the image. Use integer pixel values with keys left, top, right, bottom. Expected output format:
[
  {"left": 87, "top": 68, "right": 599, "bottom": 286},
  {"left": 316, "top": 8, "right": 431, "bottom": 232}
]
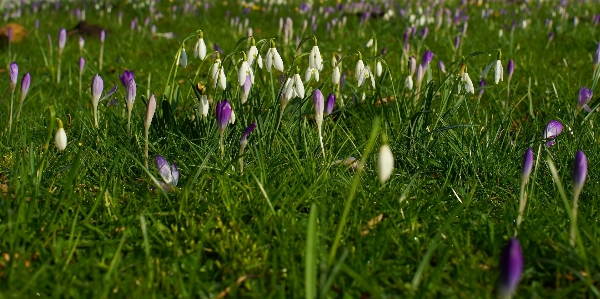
[
  {"left": 91, "top": 74, "right": 104, "bottom": 104},
  {"left": 240, "top": 122, "right": 256, "bottom": 146},
  {"left": 340, "top": 73, "right": 346, "bottom": 90},
  {"left": 478, "top": 79, "right": 486, "bottom": 97},
  {"left": 543, "top": 119, "right": 563, "bottom": 146},
  {"left": 454, "top": 36, "right": 460, "bottom": 49},
  {"left": 421, "top": 50, "right": 433, "bottom": 68},
  {"left": 9, "top": 62, "right": 18, "bottom": 91},
  {"left": 79, "top": 36, "right": 85, "bottom": 51},
  {"left": 507, "top": 59, "right": 515, "bottom": 79},
  {"left": 119, "top": 70, "right": 135, "bottom": 88},
  {"left": 522, "top": 147, "right": 533, "bottom": 182},
  {"left": 381, "top": 47, "right": 387, "bottom": 56},
  {"left": 145, "top": 94, "right": 157, "bottom": 129},
  {"left": 126, "top": 79, "right": 136, "bottom": 111},
  {"left": 313, "top": 89, "right": 324, "bottom": 128},
  {"left": 594, "top": 42, "right": 600, "bottom": 67},
  {"left": 409, "top": 56, "right": 417, "bottom": 76},
  {"left": 403, "top": 29, "right": 410, "bottom": 47},
  {"left": 58, "top": 28, "right": 66, "bottom": 54},
  {"left": 214, "top": 43, "right": 223, "bottom": 54},
  {"left": 79, "top": 57, "right": 85, "bottom": 74},
  {"left": 20, "top": 73, "right": 31, "bottom": 102},
  {"left": 421, "top": 27, "right": 429, "bottom": 40},
  {"left": 438, "top": 60, "right": 446, "bottom": 73},
  {"left": 7, "top": 27, "right": 12, "bottom": 42},
  {"left": 498, "top": 238, "right": 523, "bottom": 299},
  {"left": 216, "top": 100, "right": 232, "bottom": 134},
  {"left": 325, "top": 93, "right": 335, "bottom": 116},
  {"left": 100, "top": 30, "right": 105, "bottom": 43},
  {"left": 573, "top": 150, "right": 587, "bottom": 196},
  {"left": 577, "top": 87, "right": 593, "bottom": 112}
]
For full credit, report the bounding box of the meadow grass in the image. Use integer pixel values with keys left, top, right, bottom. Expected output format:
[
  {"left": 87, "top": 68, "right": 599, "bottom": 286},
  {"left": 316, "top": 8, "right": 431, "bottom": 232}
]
[{"left": 1, "top": 1, "right": 600, "bottom": 298}]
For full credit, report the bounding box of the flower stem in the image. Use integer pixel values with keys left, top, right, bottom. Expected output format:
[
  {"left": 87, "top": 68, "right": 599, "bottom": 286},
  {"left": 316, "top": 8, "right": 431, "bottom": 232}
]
[
  {"left": 8, "top": 92, "right": 14, "bottom": 133},
  {"left": 570, "top": 190, "right": 581, "bottom": 247},
  {"left": 127, "top": 109, "right": 132, "bottom": 138},
  {"left": 57, "top": 54, "right": 62, "bottom": 84},
  {"left": 515, "top": 177, "right": 528, "bottom": 235},
  {"left": 219, "top": 133, "right": 224, "bottom": 158},
  {"left": 144, "top": 127, "right": 149, "bottom": 169}
]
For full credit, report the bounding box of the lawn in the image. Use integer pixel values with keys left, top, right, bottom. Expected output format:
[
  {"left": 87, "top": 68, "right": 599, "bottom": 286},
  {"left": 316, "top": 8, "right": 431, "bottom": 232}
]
[{"left": 1, "top": 0, "right": 599, "bottom": 298}]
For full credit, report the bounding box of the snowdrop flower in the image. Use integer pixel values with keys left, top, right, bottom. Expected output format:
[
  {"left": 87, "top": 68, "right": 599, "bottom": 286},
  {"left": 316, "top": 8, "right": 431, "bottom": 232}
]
[
  {"left": 355, "top": 57, "right": 365, "bottom": 82},
  {"left": 194, "top": 34, "right": 207, "bottom": 60},
  {"left": 265, "top": 41, "right": 284, "bottom": 72},
  {"left": 358, "top": 65, "right": 375, "bottom": 88},
  {"left": 247, "top": 41, "right": 258, "bottom": 66},
  {"left": 241, "top": 75, "right": 252, "bottom": 104},
  {"left": 366, "top": 38, "right": 374, "bottom": 47},
  {"left": 494, "top": 59, "right": 503, "bottom": 84},
  {"left": 210, "top": 59, "right": 227, "bottom": 90},
  {"left": 304, "top": 67, "right": 319, "bottom": 82},
  {"left": 199, "top": 95, "right": 209, "bottom": 117},
  {"left": 281, "top": 77, "right": 295, "bottom": 109},
  {"left": 309, "top": 45, "right": 323, "bottom": 71},
  {"left": 55, "top": 118, "right": 67, "bottom": 151},
  {"left": 314, "top": 89, "right": 325, "bottom": 157},
  {"left": 154, "top": 155, "right": 179, "bottom": 192},
  {"left": 376, "top": 61, "right": 383, "bottom": 77},
  {"left": 179, "top": 48, "right": 188, "bottom": 68},
  {"left": 238, "top": 60, "right": 251, "bottom": 86},
  {"left": 332, "top": 66, "right": 341, "bottom": 85},
  {"left": 377, "top": 143, "right": 394, "bottom": 183},
  {"left": 285, "top": 72, "right": 305, "bottom": 100},
  {"left": 462, "top": 72, "right": 475, "bottom": 94}
]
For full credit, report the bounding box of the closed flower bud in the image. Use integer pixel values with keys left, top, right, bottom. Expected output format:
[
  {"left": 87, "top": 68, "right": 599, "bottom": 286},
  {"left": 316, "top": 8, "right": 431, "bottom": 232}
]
[
  {"left": 247, "top": 45, "right": 258, "bottom": 66},
  {"left": 498, "top": 238, "right": 523, "bottom": 299},
  {"left": 58, "top": 28, "right": 66, "bottom": 54},
  {"left": 216, "top": 100, "right": 232, "bottom": 134},
  {"left": 577, "top": 87, "right": 593, "bottom": 112},
  {"left": 355, "top": 59, "right": 364, "bottom": 82},
  {"left": 294, "top": 74, "right": 305, "bottom": 99},
  {"left": 145, "top": 94, "right": 157, "bottom": 129},
  {"left": 438, "top": 60, "right": 446, "bottom": 73},
  {"left": 194, "top": 37, "right": 207, "bottom": 60},
  {"left": 9, "top": 62, "right": 18, "bottom": 91},
  {"left": 573, "top": 150, "right": 587, "bottom": 196},
  {"left": 313, "top": 89, "right": 324, "bottom": 128},
  {"left": 325, "top": 93, "right": 335, "bottom": 116},
  {"left": 378, "top": 143, "right": 394, "bottom": 183},
  {"left": 199, "top": 95, "right": 209, "bottom": 117},
  {"left": 20, "top": 73, "right": 31, "bottom": 102},
  {"left": 126, "top": 79, "right": 136, "bottom": 112},
  {"left": 332, "top": 66, "right": 341, "bottom": 85},
  {"left": 239, "top": 61, "right": 250, "bottom": 86},
  {"left": 522, "top": 147, "right": 533, "bottom": 183},
  {"left": 462, "top": 72, "right": 474, "bottom": 94},
  {"left": 594, "top": 42, "right": 600, "bottom": 67},
  {"left": 405, "top": 75, "right": 413, "bottom": 90},
  {"left": 55, "top": 118, "right": 68, "bottom": 151},
  {"left": 179, "top": 48, "right": 188, "bottom": 68},
  {"left": 376, "top": 61, "right": 383, "bottom": 77},
  {"left": 494, "top": 60, "right": 503, "bottom": 84},
  {"left": 507, "top": 59, "right": 515, "bottom": 79},
  {"left": 543, "top": 119, "right": 563, "bottom": 146}
]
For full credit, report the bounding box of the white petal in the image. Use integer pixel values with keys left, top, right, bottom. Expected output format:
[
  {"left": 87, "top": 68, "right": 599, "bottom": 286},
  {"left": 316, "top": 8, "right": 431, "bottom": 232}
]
[
  {"left": 332, "top": 67, "right": 340, "bottom": 85},
  {"left": 405, "top": 76, "right": 413, "bottom": 90},
  {"left": 355, "top": 60, "right": 364, "bottom": 81},
  {"left": 377, "top": 144, "right": 394, "bottom": 183},
  {"left": 238, "top": 61, "right": 249, "bottom": 86},
  {"left": 273, "top": 48, "right": 284, "bottom": 72},
  {"left": 294, "top": 74, "right": 304, "bottom": 99},
  {"left": 55, "top": 128, "right": 67, "bottom": 151},
  {"left": 376, "top": 61, "right": 383, "bottom": 77}
]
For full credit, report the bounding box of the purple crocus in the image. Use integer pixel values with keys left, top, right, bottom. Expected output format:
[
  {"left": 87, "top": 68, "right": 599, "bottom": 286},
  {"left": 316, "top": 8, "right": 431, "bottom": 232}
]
[
  {"left": 577, "top": 87, "right": 593, "bottom": 112},
  {"left": 438, "top": 61, "right": 446, "bottom": 73},
  {"left": 216, "top": 100, "right": 232, "bottom": 134},
  {"left": 543, "top": 119, "right": 563, "bottom": 146},
  {"left": 241, "top": 122, "right": 257, "bottom": 146},
  {"left": 573, "top": 150, "right": 587, "bottom": 196},
  {"left": 421, "top": 50, "right": 434, "bottom": 68},
  {"left": 314, "top": 89, "right": 324, "bottom": 126},
  {"left": 498, "top": 238, "right": 523, "bottom": 299},
  {"left": 154, "top": 155, "right": 179, "bottom": 191},
  {"left": 58, "top": 28, "right": 66, "bottom": 55},
  {"left": 119, "top": 70, "right": 135, "bottom": 88},
  {"left": 454, "top": 36, "right": 460, "bottom": 49},
  {"left": 478, "top": 79, "right": 486, "bottom": 97},
  {"left": 325, "top": 93, "right": 335, "bottom": 116},
  {"left": 20, "top": 73, "right": 31, "bottom": 102},
  {"left": 79, "top": 57, "right": 85, "bottom": 75},
  {"left": 9, "top": 62, "right": 18, "bottom": 91},
  {"left": 594, "top": 42, "right": 600, "bottom": 67},
  {"left": 507, "top": 59, "right": 515, "bottom": 79},
  {"left": 100, "top": 30, "right": 106, "bottom": 43},
  {"left": 522, "top": 147, "right": 533, "bottom": 182}
]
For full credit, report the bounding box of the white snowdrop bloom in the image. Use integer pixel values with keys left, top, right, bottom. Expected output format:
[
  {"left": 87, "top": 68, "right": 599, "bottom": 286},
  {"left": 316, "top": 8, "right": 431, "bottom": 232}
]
[
  {"left": 248, "top": 45, "right": 258, "bottom": 66},
  {"left": 405, "top": 75, "right": 414, "bottom": 90},
  {"left": 294, "top": 74, "right": 305, "bottom": 99},
  {"left": 238, "top": 61, "right": 250, "bottom": 86},
  {"left": 210, "top": 59, "right": 222, "bottom": 87},
  {"left": 332, "top": 66, "right": 341, "bottom": 85},
  {"left": 55, "top": 119, "right": 67, "bottom": 151},
  {"left": 229, "top": 109, "right": 236, "bottom": 124},
  {"left": 462, "top": 72, "right": 475, "bottom": 94},
  {"left": 304, "top": 67, "right": 319, "bottom": 82},
  {"left": 257, "top": 54, "right": 263, "bottom": 69},
  {"left": 309, "top": 46, "right": 323, "bottom": 70},
  {"left": 494, "top": 60, "right": 503, "bottom": 84},
  {"left": 194, "top": 38, "right": 207, "bottom": 60},
  {"left": 218, "top": 67, "right": 227, "bottom": 90},
  {"left": 358, "top": 66, "right": 375, "bottom": 88},
  {"left": 265, "top": 49, "right": 274, "bottom": 72},
  {"left": 366, "top": 39, "right": 374, "bottom": 47},
  {"left": 179, "top": 48, "right": 188, "bottom": 68},
  {"left": 199, "top": 95, "right": 209, "bottom": 117},
  {"left": 377, "top": 144, "right": 394, "bottom": 183},
  {"left": 282, "top": 77, "right": 295, "bottom": 107},
  {"left": 376, "top": 61, "right": 383, "bottom": 77},
  {"left": 267, "top": 47, "right": 284, "bottom": 72},
  {"left": 355, "top": 59, "right": 365, "bottom": 82}
]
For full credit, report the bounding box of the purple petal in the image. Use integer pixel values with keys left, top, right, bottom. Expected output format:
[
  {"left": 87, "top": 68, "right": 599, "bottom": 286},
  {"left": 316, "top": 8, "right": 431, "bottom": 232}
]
[
  {"left": 155, "top": 155, "right": 172, "bottom": 184},
  {"left": 241, "top": 122, "right": 257, "bottom": 143},
  {"left": 102, "top": 84, "right": 118, "bottom": 101},
  {"left": 171, "top": 162, "right": 179, "bottom": 187},
  {"left": 498, "top": 238, "right": 523, "bottom": 298},
  {"left": 573, "top": 150, "right": 587, "bottom": 193}
]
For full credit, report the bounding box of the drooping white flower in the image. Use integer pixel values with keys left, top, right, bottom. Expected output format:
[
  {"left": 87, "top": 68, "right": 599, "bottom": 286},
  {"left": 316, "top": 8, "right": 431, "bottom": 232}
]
[
  {"left": 294, "top": 73, "right": 305, "bottom": 99},
  {"left": 248, "top": 45, "right": 258, "bottom": 66},
  {"left": 304, "top": 67, "right": 319, "bottom": 82},
  {"left": 210, "top": 59, "right": 222, "bottom": 87},
  {"left": 218, "top": 67, "right": 227, "bottom": 90},
  {"left": 199, "top": 95, "right": 209, "bottom": 117},
  {"left": 194, "top": 37, "right": 207, "bottom": 60},
  {"left": 266, "top": 47, "right": 284, "bottom": 72},
  {"left": 179, "top": 48, "right": 188, "bottom": 68},
  {"left": 282, "top": 77, "right": 295, "bottom": 107},
  {"left": 257, "top": 54, "right": 263, "bottom": 69},
  {"left": 332, "top": 66, "right": 341, "bottom": 85},
  {"left": 376, "top": 61, "right": 383, "bottom": 77},
  {"left": 355, "top": 59, "right": 365, "bottom": 81},
  {"left": 366, "top": 39, "right": 373, "bottom": 47},
  {"left": 462, "top": 72, "right": 475, "bottom": 94},
  {"left": 358, "top": 66, "right": 375, "bottom": 88},
  {"left": 238, "top": 61, "right": 250, "bottom": 86},
  {"left": 377, "top": 144, "right": 394, "bottom": 183},
  {"left": 309, "top": 45, "right": 323, "bottom": 71},
  {"left": 494, "top": 59, "right": 503, "bottom": 84}
]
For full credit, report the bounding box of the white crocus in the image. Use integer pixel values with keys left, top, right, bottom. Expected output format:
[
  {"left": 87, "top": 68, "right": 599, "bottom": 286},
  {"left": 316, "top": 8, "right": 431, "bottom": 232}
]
[
  {"left": 494, "top": 59, "right": 503, "bottom": 84},
  {"left": 55, "top": 118, "right": 67, "bottom": 151},
  {"left": 194, "top": 37, "right": 207, "bottom": 60},
  {"left": 332, "top": 66, "right": 341, "bottom": 85},
  {"left": 405, "top": 75, "right": 414, "bottom": 90},
  {"left": 462, "top": 72, "right": 475, "bottom": 94},
  {"left": 377, "top": 144, "right": 394, "bottom": 183}
]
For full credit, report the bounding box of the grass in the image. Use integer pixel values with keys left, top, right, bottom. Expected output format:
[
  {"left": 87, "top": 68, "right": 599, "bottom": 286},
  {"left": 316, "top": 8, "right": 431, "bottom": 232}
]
[{"left": 1, "top": 0, "right": 600, "bottom": 298}]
